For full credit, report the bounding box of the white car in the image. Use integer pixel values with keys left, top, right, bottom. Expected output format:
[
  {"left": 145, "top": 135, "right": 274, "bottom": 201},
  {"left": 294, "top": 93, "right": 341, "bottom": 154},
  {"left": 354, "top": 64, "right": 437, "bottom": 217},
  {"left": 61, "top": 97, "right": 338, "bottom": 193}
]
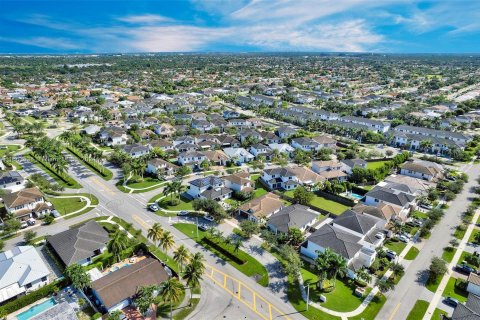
[
  {"left": 177, "top": 211, "right": 189, "bottom": 216},
  {"left": 397, "top": 234, "right": 409, "bottom": 243},
  {"left": 204, "top": 215, "right": 215, "bottom": 222}
]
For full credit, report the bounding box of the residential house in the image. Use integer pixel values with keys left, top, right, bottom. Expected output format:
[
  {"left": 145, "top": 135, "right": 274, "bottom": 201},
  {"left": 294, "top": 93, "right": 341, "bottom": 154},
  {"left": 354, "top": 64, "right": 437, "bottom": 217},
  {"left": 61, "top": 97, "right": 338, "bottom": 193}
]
[
  {"left": 312, "top": 160, "right": 347, "bottom": 181},
  {"left": 400, "top": 160, "right": 443, "bottom": 181},
  {"left": 237, "top": 192, "right": 285, "bottom": 223},
  {"left": 218, "top": 135, "right": 240, "bottom": 148},
  {"left": 249, "top": 143, "right": 274, "bottom": 161},
  {"left": 467, "top": 273, "right": 480, "bottom": 297},
  {"left": 268, "top": 143, "right": 295, "bottom": 157},
  {"left": 291, "top": 137, "right": 321, "bottom": 152},
  {"left": 352, "top": 203, "right": 404, "bottom": 222},
  {"left": 223, "top": 147, "right": 254, "bottom": 165},
  {"left": 0, "top": 246, "right": 51, "bottom": 304},
  {"left": 202, "top": 150, "right": 230, "bottom": 166},
  {"left": 288, "top": 166, "right": 326, "bottom": 187},
  {"left": 2, "top": 187, "right": 52, "bottom": 221},
  {"left": 312, "top": 135, "right": 337, "bottom": 149},
  {"left": 47, "top": 220, "right": 109, "bottom": 266},
  {"left": 223, "top": 171, "right": 253, "bottom": 193},
  {"left": 260, "top": 131, "right": 281, "bottom": 144},
  {"left": 0, "top": 171, "right": 26, "bottom": 192},
  {"left": 192, "top": 119, "right": 215, "bottom": 132},
  {"left": 393, "top": 124, "right": 471, "bottom": 146},
  {"left": 98, "top": 127, "right": 128, "bottom": 146},
  {"left": 187, "top": 176, "right": 232, "bottom": 201},
  {"left": 153, "top": 123, "right": 175, "bottom": 137},
  {"left": 450, "top": 293, "right": 480, "bottom": 320},
  {"left": 338, "top": 116, "right": 390, "bottom": 133},
  {"left": 341, "top": 159, "right": 368, "bottom": 175},
  {"left": 364, "top": 186, "right": 416, "bottom": 217},
  {"left": 276, "top": 126, "right": 297, "bottom": 139},
  {"left": 177, "top": 151, "right": 207, "bottom": 168},
  {"left": 82, "top": 124, "right": 101, "bottom": 136},
  {"left": 267, "top": 204, "right": 319, "bottom": 234},
  {"left": 92, "top": 258, "right": 169, "bottom": 313},
  {"left": 149, "top": 139, "right": 174, "bottom": 152},
  {"left": 121, "top": 143, "right": 151, "bottom": 158},
  {"left": 261, "top": 167, "right": 298, "bottom": 191},
  {"left": 301, "top": 210, "right": 385, "bottom": 277},
  {"left": 146, "top": 158, "right": 179, "bottom": 177}
]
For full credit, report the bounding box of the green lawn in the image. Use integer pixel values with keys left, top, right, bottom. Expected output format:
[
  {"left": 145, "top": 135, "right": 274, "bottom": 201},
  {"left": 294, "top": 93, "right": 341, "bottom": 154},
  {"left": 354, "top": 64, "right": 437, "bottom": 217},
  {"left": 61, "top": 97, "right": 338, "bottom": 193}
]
[
  {"left": 406, "top": 300, "right": 429, "bottom": 320},
  {"left": 432, "top": 308, "right": 448, "bottom": 320},
  {"left": 367, "top": 160, "right": 389, "bottom": 170},
  {"left": 385, "top": 240, "right": 407, "bottom": 255},
  {"left": 47, "top": 196, "right": 89, "bottom": 215},
  {"left": 426, "top": 275, "right": 442, "bottom": 293},
  {"left": 300, "top": 265, "right": 371, "bottom": 312},
  {"left": 458, "top": 251, "right": 478, "bottom": 268},
  {"left": 251, "top": 174, "right": 268, "bottom": 198},
  {"left": 454, "top": 226, "right": 467, "bottom": 240},
  {"left": 404, "top": 246, "right": 420, "bottom": 260},
  {"left": 442, "top": 247, "right": 456, "bottom": 263},
  {"left": 284, "top": 190, "right": 351, "bottom": 215},
  {"left": 158, "top": 197, "right": 194, "bottom": 211},
  {"left": 469, "top": 228, "right": 480, "bottom": 243},
  {"left": 174, "top": 223, "right": 268, "bottom": 287},
  {"left": 443, "top": 277, "right": 468, "bottom": 303},
  {"left": 348, "top": 293, "right": 386, "bottom": 320},
  {"left": 411, "top": 210, "right": 428, "bottom": 220},
  {"left": 26, "top": 153, "right": 82, "bottom": 189},
  {"left": 0, "top": 145, "right": 20, "bottom": 156},
  {"left": 127, "top": 177, "right": 164, "bottom": 189}
]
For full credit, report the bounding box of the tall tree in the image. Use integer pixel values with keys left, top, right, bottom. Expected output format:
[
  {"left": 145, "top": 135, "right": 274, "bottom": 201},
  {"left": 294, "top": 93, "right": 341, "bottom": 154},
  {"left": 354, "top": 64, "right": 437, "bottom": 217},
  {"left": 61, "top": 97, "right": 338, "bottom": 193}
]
[
  {"left": 65, "top": 264, "right": 91, "bottom": 291},
  {"left": 160, "top": 278, "right": 184, "bottom": 319},
  {"left": 159, "top": 230, "right": 175, "bottom": 253},
  {"left": 107, "top": 229, "right": 129, "bottom": 263},
  {"left": 147, "top": 223, "right": 164, "bottom": 247},
  {"left": 173, "top": 245, "right": 190, "bottom": 273}
]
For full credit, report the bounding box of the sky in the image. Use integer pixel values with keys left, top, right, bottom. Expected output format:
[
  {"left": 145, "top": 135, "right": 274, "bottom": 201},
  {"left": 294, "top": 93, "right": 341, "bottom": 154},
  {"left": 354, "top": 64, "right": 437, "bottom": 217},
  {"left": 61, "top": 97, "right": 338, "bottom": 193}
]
[{"left": 1, "top": 0, "right": 480, "bottom": 54}]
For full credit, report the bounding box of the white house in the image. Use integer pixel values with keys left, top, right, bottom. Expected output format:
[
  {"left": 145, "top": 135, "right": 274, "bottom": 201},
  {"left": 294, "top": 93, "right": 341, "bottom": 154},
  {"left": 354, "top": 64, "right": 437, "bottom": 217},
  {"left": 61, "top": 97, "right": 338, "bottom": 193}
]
[
  {"left": 0, "top": 171, "right": 26, "bottom": 192},
  {"left": 0, "top": 246, "right": 51, "bottom": 304},
  {"left": 223, "top": 147, "right": 254, "bottom": 165},
  {"left": 290, "top": 137, "right": 321, "bottom": 152},
  {"left": 2, "top": 187, "right": 51, "bottom": 222},
  {"left": 400, "top": 160, "right": 443, "bottom": 181},
  {"left": 223, "top": 172, "right": 253, "bottom": 192},
  {"left": 178, "top": 151, "right": 207, "bottom": 168},
  {"left": 187, "top": 176, "right": 232, "bottom": 201},
  {"left": 146, "top": 158, "right": 179, "bottom": 177},
  {"left": 467, "top": 273, "right": 480, "bottom": 297}
]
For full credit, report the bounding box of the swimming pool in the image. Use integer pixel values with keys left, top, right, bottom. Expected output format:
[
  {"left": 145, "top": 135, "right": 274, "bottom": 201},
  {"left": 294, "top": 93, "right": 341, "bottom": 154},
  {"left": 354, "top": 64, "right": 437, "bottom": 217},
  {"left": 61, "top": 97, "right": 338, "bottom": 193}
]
[
  {"left": 350, "top": 193, "right": 364, "bottom": 200},
  {"left": 16, "top": 297, "right": 57, "bottom": 320}
]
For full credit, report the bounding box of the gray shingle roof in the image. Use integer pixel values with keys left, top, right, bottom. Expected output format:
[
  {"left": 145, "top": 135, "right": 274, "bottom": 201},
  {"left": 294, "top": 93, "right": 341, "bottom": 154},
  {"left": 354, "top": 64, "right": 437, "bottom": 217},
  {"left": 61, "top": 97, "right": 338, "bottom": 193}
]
[
  {"left": 333, "top": 210, "right": 383, "bottom": 235},
  {"left": 451, "top": 293, "right": 480, "bottom": 320},
  {"left": 366, "top": 186, "right": 415, "bottom": 207},
  {"left": 306, "top": 224, "right": 363, "bottom": 260},
  {"left": 47, "top": 221, "right": 110, "bottom": 266},
  {"left": 268, "top": 204, "right": 318, "bottom": 233}
]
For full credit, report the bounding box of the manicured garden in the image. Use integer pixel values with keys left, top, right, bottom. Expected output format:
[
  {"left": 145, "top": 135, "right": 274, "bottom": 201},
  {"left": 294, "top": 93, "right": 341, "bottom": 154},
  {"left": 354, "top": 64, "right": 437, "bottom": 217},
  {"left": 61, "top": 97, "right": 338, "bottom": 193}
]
[
  {"left": 26, "top": 153, "right": 81, "bottom": 189},
  {"left": 284, "top": 190, "right": 351, "bottom": 215},
  {"left": 158, "top": 197, "right": 194, "bottom": 211},
  {"left": 48, "top": 196, "right": 88, "bottom": 215},
  {"left": 174, "top": 223, "right": 269, "bottom": 287},
  {"left": 65, "top": 146, "right": 113, "bottom": 180},
  {"left": 300, "top": 265, "right": 371, "bottom": 312}
]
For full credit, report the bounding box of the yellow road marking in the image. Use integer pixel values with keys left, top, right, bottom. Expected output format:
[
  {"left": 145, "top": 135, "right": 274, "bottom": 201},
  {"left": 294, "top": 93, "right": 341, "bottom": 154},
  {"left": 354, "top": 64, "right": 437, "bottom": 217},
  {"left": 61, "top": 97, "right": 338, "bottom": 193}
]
[
  {"left": 269, "top": 304, "right": 272, "bottom": 320},
  {"left": 389, "top": 303, "right": 401, "bottom": 320},
  {"left": 132, "top": 214, "right": 150, "bottom": 229}
]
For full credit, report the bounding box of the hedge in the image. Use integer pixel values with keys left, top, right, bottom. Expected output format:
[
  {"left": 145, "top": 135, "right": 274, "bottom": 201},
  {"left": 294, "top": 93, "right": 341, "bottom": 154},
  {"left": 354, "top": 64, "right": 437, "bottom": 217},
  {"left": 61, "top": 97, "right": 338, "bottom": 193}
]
[
  {"left": 201, "top": 236, "right": 246, "bottom": 265},
  {"left": 0, "top": 278, "right": 69, "bottom": 317}
]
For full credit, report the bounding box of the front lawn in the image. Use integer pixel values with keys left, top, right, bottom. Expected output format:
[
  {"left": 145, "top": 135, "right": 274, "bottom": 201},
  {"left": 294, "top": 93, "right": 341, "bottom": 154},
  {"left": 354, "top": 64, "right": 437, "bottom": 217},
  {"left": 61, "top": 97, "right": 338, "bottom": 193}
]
[
  {"left": 411, "top": 210, "right": 428, "bottom": 220},
  {"left": 406, "top": 300, "right": 429, "bottom": 320},
  {"left": 300, "top": 265, "right": 371, "bottom": 312},
  {"left": 432, "top": 308, "right": 448, "bottom": 320},
  {"left": 469, "top": 228, "right": 480, "bottom": 243},
  {"left": 454, "top": 226, "right": 467, "bottom": 240},
  {"left": 443, "top": 277, "right": 468, "bottom": 303},
  {"left": 251, "top": 174, "right": 268, "bottom": 198},
  {"left": 385, "top": 240, "right": 407, "bottom": 255},
  {"left": 174, "top": 223, "right": 268, "bottom": 287},
  {"left": 442, "top": 247, "right": 456, "bottom": 263},
  {"left": 284, "top": 190, "right": 351, "bottom": 215},
  {"left": 158, "top": 197, "right": 194, "bottom": 211},
  {"left": 348, "top": 293, "right": 386, "bottom": 320},
  {"left": 404, "top": 246, "right": 420, "bottom": 260},
  {"left": 48, "top": 196, "right": 88, "bottom": 215},
  {"left": 426, "top": 275, "right": 443, "bottom": 293},
  {"left": 127, "top": 177, "right": 164, "bottom": 189}
]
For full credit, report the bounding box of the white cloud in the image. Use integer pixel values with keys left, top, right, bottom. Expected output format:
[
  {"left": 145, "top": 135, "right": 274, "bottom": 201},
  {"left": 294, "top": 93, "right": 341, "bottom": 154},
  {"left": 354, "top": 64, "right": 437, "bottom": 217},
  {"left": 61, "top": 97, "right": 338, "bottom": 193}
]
[
  {"left": 0, "top": 36, "right": 80, "bottom": 50},
  {"left": 117, "top": 14, "right": 172, "bottom": 24}
]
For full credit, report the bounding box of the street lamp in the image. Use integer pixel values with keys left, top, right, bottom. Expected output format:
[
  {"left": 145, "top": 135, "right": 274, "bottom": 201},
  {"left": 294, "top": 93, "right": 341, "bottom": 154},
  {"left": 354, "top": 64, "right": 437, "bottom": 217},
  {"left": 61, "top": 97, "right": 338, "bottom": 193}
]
[{"left": 304, "top": 284, "right": 310, "bottom": 311}]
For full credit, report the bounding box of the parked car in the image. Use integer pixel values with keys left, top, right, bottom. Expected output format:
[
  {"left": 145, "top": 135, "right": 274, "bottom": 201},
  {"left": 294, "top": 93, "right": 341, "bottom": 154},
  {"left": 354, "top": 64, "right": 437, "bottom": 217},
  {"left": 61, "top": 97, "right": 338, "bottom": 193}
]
[
  {"left": 407, "top": 218, "right": 424, "bottom": 227},
  {"left": 26, "top": 218, "right": 36, "bottom": 226},
  {"left": 419, "top": 203, "right": 433, "bottom": 210},
  {"left": 51, "top": 209, "right": 61, "bottom": 218},
  {"left": 385, "top": 250, "right": 397, "bottom": 261},
  {"left": 177, "top": 211, "right": 189, "bottom": 216},
  {"left": 204, "top": 215, "right": 215, "bottom": 222},
  {"left": 149, "top": 204, "right": 159, "bottom": 212},
  {"left": 198, "top": 224, "right": 208, "bottom": 231},
  {"left": 456, "top": 263, "right": 476, "bottom": 274},
  {"left": 20, "top": 222, "right": 28, "bottom": 229},
  {"left": 444, "top": 297, "right": 459, "bottom": 307},
  {"left": 396, "top": 234, "right": 409, "bottom": 243}
]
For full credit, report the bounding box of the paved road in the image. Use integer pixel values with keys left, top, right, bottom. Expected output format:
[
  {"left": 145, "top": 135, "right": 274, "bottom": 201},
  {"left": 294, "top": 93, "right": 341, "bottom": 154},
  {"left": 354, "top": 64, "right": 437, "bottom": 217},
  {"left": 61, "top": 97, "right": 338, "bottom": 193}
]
[
  {"left": 13, "top": 150, "right": 304, "bottom": 319},
  {"left": 377, "top": 162, "right": 480, "bottom": 320}
]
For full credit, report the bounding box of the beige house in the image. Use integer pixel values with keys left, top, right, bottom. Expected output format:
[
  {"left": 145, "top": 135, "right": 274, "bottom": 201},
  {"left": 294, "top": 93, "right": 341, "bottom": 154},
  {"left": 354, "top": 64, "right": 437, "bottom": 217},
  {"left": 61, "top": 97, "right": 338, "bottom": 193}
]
[
  {"left": 238, "top": 192, "right": 285, "bottom": 224},
  {"left": 2, "top": 187, "right": 52, "bottom": 221}
]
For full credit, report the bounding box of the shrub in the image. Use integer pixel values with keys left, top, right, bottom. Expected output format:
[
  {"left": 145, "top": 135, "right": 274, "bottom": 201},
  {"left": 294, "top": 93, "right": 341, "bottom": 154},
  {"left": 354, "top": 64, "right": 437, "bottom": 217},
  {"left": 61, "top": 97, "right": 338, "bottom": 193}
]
[{"left": 93, "top": 312, "right": 103, "bottom": 319}]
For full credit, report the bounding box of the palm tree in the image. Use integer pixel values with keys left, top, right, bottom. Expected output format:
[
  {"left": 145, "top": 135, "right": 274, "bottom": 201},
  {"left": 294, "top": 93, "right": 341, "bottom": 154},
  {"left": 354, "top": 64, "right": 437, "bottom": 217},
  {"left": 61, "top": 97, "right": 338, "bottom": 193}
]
[
  {"left": 232, "top": 238, "right": 242, "bottom": 253},
  {"left": 173, "top": 245, "right": 190, "bottom": 273},
  {"left": 158, "top": 230, "right": 175, "bottom": 253},
  {"left": 183, "top": 257, "right": 205, "bottom": 304},
  {"left": 163, "top": 182, "right": 176, "bottom": 204},
  {"left": 376, "top": 278, "right": 395, "bottom": 293},
  {"left": 356, "top": 268, "right": 372, "bottom": 285},
  {"left": 147, "top": 223, "right": 164, "bottom": 247},
  {"left": 160, "top": 278, "right": 184, "bottom": 319},
  {"left": 107, "top": 229, "right": 129, "bottom": 263}
]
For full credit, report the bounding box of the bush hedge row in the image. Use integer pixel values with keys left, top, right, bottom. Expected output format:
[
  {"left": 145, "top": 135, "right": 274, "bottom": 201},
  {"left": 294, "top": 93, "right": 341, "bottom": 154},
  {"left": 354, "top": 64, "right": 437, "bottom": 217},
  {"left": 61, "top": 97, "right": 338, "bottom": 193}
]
[
  {"left": 66, "top": 146, "right": 112, "bottom": 180},
  {"left": 28, "top": 153, "right": 78, "bottom": 187},
  {"left": 201, "top": 236, "right": 246, "bottom": 265},
  {"left": 0, "top": 278, "right": 69, "bottom": 317}
]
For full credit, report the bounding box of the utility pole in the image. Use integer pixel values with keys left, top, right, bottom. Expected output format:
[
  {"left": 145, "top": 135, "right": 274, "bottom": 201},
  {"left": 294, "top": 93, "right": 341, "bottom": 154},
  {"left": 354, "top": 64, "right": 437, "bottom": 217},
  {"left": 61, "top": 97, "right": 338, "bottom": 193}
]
[{"left": 305, "top": 284, "right": 310, "bottom": 311}]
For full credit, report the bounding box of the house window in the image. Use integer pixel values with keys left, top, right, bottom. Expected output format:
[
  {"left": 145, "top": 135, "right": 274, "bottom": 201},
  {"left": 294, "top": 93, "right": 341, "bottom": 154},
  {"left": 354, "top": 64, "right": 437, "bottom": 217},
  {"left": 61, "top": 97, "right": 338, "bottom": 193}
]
[
  {"left": 41, "top": 276, "right": 47, "bottom": 282},
  {"left": 25, "top": 283, "right": 32, "bottom": 289}
]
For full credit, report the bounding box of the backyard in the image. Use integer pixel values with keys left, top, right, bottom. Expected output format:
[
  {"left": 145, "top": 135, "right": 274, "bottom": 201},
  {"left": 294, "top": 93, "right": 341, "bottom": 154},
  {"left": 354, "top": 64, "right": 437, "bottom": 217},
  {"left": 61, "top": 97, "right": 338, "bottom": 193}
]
[
  {"left": 284, "top": 190, "right": 351, "bottom": 215},
  {"left": 366, "top": 160, "right": 389, "bottom": 170}
]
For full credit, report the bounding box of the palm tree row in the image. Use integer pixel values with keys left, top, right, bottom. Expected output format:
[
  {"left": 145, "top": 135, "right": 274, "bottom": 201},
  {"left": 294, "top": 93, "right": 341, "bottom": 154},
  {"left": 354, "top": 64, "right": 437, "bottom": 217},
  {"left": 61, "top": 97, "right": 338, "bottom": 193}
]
[
  {"left": 314, "top": 248, "right": 348, "bottom": 290},
  {"left": 59, "top": 132, "right": 105, "bottom": 172},
  {"left": 162, "top": 181, "right": 187, "bottom": 205},
  {"left": 26, "top": 136, "right": 69, "bottom": 178}
]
